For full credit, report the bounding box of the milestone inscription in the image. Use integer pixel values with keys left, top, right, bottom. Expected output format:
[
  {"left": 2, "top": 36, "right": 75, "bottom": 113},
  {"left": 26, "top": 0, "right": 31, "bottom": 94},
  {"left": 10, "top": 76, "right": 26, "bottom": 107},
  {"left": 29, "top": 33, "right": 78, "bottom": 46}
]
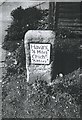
[{"left": 30, "top": 43, "right": 51, "bottom": 64}]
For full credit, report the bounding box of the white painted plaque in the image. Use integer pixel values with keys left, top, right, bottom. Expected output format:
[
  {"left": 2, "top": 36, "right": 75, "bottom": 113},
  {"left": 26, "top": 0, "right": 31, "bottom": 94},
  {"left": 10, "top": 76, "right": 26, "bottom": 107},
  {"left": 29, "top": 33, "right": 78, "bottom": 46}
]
[{"left": 30, "top": 43, "right": 51, "bottom": 64}]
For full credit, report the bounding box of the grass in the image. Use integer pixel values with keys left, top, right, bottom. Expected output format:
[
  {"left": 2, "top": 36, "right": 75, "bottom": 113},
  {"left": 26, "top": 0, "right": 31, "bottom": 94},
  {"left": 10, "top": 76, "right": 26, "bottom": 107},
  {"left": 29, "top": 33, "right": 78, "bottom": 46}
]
[{"left": 2, "top": 51, "right": 81, "bottom": 118}]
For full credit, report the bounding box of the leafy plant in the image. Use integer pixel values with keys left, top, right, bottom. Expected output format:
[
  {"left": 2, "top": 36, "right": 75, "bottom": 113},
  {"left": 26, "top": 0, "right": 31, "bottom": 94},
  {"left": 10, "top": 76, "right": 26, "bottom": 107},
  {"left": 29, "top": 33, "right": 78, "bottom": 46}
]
[{"left": 2, "top": 6, "right": 43, "bottom": 51}]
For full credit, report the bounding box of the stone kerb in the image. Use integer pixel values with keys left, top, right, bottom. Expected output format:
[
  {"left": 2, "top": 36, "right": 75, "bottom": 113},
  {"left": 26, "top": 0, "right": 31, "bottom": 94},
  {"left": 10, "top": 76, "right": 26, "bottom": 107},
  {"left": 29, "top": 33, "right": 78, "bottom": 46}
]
[{"left": 24, "top": 30, "right": 55, "bottom": 84}]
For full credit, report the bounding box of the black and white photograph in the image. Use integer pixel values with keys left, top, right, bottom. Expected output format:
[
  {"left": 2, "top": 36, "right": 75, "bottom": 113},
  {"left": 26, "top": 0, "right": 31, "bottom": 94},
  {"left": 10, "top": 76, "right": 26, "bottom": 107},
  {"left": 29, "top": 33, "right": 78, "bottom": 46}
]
[{"left": 0, "top": 0, "right": 81, "bottom": 119}]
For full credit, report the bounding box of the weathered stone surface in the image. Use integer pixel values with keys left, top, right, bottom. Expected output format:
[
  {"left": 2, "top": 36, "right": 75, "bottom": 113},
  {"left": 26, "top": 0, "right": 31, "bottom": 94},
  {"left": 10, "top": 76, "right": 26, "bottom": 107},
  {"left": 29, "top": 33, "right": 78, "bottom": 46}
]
[{"left": 24, "top": 30, "right": 55, "bottom": 84}]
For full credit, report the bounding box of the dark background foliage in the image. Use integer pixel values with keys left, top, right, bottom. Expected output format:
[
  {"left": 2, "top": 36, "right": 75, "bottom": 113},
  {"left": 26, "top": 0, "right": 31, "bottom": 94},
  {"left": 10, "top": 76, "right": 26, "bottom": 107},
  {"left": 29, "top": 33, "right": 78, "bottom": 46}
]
[
  {"left": 2, "top": 5, "right": 80, "bottom": 76},
  {"left": 2, "top": 6, "right": 44, "bottom": 51}
]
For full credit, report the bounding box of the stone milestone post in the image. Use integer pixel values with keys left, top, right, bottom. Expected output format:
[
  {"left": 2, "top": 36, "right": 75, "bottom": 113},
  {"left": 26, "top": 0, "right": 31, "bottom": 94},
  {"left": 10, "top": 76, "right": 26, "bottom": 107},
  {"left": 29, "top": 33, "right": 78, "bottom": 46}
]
[{"left": 24, "top": 30, "right": 55, "bottom": 84}]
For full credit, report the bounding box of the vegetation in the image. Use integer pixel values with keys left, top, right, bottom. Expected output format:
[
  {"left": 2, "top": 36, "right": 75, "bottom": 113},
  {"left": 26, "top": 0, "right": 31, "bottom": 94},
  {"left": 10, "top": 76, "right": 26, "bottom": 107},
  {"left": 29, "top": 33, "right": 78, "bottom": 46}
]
[{"left": 2, "top": 6, "right": 44, "bottom": 51}]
